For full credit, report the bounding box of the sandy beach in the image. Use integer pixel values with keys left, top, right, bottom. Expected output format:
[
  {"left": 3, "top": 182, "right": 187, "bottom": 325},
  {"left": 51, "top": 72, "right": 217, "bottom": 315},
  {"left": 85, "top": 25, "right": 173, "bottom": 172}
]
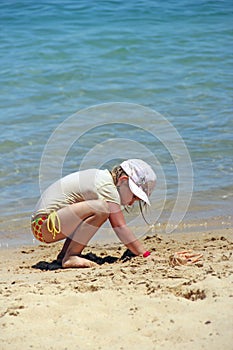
[{"left": 0, "top": 228, "right": 232, "bottom": 350}]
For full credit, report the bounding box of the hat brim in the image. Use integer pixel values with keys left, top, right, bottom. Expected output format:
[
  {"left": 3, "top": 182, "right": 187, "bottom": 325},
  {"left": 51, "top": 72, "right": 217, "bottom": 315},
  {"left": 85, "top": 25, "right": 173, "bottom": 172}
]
[{"left": 128, "top": 178, "right": 151, "bottom": 206}]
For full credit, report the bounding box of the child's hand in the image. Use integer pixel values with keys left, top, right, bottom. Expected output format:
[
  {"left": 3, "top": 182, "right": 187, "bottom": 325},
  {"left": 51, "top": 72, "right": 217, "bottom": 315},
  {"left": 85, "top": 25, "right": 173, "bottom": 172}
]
[{"left": 120, "top": 249, "right": 136, "bottom": 262}]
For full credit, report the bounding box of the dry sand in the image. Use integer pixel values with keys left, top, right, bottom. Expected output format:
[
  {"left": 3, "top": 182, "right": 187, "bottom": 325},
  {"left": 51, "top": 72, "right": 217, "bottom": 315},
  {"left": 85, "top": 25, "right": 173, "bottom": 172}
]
[{"left": 0, "top": 228, "right": 233, "bottom": 350}]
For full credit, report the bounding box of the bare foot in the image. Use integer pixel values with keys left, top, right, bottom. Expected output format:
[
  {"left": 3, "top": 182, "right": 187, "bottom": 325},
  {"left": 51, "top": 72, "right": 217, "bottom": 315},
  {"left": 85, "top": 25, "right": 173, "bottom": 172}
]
[{"left": 62, "top": 255, "right": 98, "bottom": 268}]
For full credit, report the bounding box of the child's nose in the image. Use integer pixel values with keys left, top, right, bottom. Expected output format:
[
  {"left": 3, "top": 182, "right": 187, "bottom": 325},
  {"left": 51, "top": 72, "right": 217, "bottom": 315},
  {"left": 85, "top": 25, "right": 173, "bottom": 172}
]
[{"left": 129, "top": 195, "right": 139, "bottom": 206}]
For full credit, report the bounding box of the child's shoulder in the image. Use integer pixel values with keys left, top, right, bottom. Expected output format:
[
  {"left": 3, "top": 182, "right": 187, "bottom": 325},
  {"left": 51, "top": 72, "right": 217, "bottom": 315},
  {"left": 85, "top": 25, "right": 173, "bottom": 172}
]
[{"left": 95, "top": 168, "right": 114, "bottom": 183}]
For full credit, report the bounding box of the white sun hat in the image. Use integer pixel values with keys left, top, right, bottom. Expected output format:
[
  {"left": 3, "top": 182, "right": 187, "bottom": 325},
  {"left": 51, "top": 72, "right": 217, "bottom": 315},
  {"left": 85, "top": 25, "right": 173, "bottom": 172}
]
[{"left": 120, "top": 159, "right": 156, "bottom": 205}]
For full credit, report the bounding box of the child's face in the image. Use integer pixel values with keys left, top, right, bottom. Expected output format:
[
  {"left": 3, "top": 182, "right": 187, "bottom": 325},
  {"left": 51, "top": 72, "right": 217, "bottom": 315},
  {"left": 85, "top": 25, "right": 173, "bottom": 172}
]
[{"left": 117, "top": 176, "right": 139, "bottom": 206}]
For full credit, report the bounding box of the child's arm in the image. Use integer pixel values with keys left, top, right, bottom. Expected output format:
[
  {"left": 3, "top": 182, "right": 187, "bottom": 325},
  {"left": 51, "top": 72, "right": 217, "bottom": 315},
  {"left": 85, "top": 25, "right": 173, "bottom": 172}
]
[{"left": 107, "top": 202, "right": 147, "bottom": 256}]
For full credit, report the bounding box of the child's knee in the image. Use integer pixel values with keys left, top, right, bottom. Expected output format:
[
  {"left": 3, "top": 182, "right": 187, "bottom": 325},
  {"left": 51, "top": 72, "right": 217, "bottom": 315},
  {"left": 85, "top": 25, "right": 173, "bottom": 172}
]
[{"left": 94, "top": 200, "right": 109, "bottom": 219}]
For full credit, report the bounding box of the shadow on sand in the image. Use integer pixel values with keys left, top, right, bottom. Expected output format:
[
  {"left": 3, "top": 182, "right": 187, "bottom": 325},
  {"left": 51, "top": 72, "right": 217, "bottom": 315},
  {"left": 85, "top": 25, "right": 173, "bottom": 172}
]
[{"left": 32, "top": 249, "right": 135, "bottom": 271}]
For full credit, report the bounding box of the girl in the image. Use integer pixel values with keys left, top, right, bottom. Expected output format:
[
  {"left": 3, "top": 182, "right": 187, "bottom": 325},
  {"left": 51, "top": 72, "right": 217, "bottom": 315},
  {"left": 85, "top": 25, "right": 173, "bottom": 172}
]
[{"left": 31, "top": 159, "right": 156, "bottom": 268}]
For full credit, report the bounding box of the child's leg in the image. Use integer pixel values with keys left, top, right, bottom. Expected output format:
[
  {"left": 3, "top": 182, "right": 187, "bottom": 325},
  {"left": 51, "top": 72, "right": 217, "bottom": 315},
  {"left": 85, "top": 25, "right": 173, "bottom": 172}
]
[
  {"left": 41, "top": 199, "right": 109, "bottom": 268},
  {"left": 56, "top": 237, "right": 71, "bottom": 263},
  {"left": 62, "top": 201, "right": 109, "bottom": 268}
]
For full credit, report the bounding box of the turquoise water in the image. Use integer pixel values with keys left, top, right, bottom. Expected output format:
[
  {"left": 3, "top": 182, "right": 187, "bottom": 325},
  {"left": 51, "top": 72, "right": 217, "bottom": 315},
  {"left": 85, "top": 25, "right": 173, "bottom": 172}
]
[{"left": 0, "top": 0, "right": 232, "bottom": 246}]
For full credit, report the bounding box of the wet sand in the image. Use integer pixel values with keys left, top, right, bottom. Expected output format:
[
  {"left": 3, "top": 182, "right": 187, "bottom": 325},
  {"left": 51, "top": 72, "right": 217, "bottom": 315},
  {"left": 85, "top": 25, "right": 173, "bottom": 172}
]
[{"left": 0, "top": 228, "right": 232, "bottom": 350}]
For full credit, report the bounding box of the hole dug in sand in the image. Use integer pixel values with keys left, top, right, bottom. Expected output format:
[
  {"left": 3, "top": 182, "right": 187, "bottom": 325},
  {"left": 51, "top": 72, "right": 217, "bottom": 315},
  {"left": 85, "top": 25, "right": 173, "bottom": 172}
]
[{"left": 178, "top": 288, "right": 206, "bottom": 301}]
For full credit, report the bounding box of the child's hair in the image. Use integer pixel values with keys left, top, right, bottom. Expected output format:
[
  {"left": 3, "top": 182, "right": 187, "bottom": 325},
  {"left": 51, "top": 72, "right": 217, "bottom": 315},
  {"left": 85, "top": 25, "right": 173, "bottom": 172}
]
[
  {"left": 111, "top": 165, "right": 151, "bottom": 225},
  {"left": 110, "top": 165, "right": 127, "bottom": 185}
]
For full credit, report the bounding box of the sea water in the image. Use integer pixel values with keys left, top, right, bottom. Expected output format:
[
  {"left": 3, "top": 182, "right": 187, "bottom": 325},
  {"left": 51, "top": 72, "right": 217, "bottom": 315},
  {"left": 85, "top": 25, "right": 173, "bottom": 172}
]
[{"left": 0, "top": 0, "right": 232, "bottom": 246}]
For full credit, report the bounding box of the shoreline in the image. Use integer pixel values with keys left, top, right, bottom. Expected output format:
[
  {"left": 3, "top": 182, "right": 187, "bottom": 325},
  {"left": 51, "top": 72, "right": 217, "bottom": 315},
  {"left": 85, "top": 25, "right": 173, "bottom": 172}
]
[
  {"left": 1, "top": 212, "right": 232, "bottom": 249},
  {"left": 0, "top": 228, "right": 232, "bottom": 349}
]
